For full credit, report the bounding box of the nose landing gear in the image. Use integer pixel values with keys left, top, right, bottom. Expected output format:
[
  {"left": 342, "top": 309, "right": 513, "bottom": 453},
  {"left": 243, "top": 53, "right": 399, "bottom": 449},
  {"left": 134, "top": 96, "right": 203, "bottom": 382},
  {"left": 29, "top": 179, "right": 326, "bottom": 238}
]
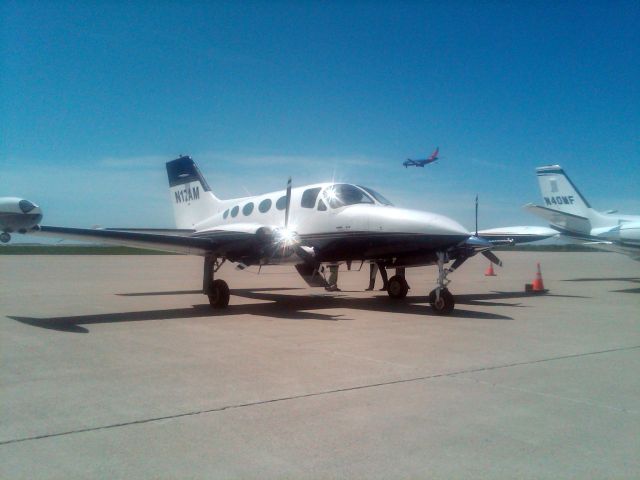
[
  {"left": 428, "top": 251, "right": 455, "bottom": 315},
  {"left": 0, "top": 232, "right": 10, "bottom": 243}
]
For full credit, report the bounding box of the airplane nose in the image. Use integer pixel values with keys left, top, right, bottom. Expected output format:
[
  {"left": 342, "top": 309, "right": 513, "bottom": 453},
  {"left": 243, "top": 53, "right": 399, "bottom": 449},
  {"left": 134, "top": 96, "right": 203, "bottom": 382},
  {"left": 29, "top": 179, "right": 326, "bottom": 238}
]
[
  {"left": 370, "top": 207, "right": 470, "bottom": 239},
  {"left": 437, "top": 215, "right": 471, "bottom": 237}
]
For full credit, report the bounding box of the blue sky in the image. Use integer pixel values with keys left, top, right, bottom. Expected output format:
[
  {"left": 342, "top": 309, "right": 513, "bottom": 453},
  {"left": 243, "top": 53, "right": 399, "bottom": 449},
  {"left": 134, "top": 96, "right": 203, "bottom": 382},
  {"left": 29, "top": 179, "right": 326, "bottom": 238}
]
[{"left": 2, "top": 0, "right": 638, "bottom": 235}]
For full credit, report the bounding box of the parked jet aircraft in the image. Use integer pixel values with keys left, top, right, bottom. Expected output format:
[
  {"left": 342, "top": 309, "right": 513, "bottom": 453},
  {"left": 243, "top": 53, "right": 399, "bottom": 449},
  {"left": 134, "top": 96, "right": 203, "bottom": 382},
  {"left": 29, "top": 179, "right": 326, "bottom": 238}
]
[
  {"left": 403, "top": 147, "right": 439, "bottom": 168},
  {"left": 525, "top": 165, "right": 640, "bottom": 261},
  {"left": 0, "top": 197, "right": 43, "bottom": 243},
  {"left": 22, "top": 156, "right": 553, "bottom": 314}
]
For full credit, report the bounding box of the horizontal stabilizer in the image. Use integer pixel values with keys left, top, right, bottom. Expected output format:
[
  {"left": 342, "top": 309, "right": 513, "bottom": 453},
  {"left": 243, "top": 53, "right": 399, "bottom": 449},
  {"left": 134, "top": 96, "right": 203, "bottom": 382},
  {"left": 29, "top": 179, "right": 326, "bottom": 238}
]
[{"left": 523, "top": 204, "right": 591, "bottom": 234}]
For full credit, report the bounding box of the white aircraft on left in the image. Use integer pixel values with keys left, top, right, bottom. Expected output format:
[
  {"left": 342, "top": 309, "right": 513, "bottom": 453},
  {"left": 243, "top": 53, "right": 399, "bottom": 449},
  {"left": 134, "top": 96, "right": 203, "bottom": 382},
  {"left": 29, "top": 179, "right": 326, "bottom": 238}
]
[
  {"left": 8, "top": 156, "right": 555, "bottom": 315},
  {"left": 0, "top": 197, "right": 43, "bottom": 243}
]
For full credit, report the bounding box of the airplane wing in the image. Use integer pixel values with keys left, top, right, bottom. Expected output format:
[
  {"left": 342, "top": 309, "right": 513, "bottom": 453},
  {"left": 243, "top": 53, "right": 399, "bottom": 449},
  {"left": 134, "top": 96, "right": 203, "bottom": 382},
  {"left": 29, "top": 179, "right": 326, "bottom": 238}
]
[
  {"left": 477, "top": 226, "right": 558, "bottom": 244},
  {"left": 30, "top": 225, "right": 260, "bottom": 257},
  {"left": 523, "top": 203, "right": 591, "bottom": 233}
]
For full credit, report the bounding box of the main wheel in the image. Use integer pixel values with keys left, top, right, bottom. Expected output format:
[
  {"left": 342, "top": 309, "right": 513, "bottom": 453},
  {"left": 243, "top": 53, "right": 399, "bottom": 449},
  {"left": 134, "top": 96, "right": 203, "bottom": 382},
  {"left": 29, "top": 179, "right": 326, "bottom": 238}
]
[
  {"left": 0, "top": 232, "right": 10, "bottom": 243},
  {"left": 208, "top": 279, "right": 230, "bottom": 309},
  {"left": 387, "top": 275, "right": 409, "bottom": 299},
  {"left": 429, "top": 288, "right": 455, "bottom": 315}
]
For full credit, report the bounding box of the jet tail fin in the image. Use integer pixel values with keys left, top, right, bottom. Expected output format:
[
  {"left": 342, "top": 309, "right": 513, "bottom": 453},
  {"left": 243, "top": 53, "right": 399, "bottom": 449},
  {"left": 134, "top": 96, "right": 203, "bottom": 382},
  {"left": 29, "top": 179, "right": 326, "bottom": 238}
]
[
  {"left": 535, "top": 165, "right": 592, "bottom": 217},
  {"left": 166, "top": 156, "right": 221, "bottom": 229}
]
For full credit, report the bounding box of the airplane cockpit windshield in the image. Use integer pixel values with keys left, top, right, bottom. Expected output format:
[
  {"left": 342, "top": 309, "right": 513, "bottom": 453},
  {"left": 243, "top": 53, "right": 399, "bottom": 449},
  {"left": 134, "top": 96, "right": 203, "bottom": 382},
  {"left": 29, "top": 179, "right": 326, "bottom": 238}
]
[
  {"left": 357, "top": 185, "right": 393, "bottom": 206},
  {"left": 322, "top": 184, "right": 393, "bottom": 208}
]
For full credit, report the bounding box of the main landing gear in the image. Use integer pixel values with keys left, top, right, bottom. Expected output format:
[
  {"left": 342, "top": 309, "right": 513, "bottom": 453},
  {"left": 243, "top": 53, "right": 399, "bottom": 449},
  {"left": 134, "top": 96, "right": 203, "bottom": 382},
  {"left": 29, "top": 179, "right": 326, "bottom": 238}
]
[
  {"left": 428, "top": 252, "right": 455, "bottom": 315},
  {"left": 203, "top": 256, "right": 230, "bottom": 309},
  {"left": 0, "top": 232, "right": 10, "bottom": 243},
  {"left": 387, "top": 274, "right": 409, "bottom": 299}
]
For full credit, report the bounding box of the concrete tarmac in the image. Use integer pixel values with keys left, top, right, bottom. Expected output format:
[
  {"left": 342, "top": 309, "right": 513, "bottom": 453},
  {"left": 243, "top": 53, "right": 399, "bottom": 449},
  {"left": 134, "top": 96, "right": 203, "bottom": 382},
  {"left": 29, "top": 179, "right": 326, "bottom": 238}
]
[{"left": 1, "top": 252, "right": 639, "bottom": 479}]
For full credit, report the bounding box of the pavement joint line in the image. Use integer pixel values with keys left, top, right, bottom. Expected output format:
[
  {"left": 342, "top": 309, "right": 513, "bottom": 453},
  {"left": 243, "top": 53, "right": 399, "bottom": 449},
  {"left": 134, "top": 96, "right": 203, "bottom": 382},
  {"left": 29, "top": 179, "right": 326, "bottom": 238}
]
[{"left": 1, "top": 344, "right": 638, "bottom": 447}]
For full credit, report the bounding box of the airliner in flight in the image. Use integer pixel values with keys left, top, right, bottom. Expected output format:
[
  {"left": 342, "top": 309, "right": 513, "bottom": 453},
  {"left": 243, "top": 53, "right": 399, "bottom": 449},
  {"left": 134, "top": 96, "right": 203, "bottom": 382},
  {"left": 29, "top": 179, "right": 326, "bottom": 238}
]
[
  {"left": 17, "top": 156, "right": 554, "bottom": 314},
  {"left": 525, "top": 165, "right": 640, "bottom": 261},
  {"left": 403, "top": 147, "right": 440, "bottom": 168}
]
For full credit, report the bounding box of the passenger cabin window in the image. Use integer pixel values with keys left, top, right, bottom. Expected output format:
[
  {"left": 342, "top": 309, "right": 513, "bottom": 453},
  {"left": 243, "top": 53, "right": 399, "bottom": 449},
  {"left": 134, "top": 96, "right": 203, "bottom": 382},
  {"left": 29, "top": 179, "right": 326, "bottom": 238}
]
[
  {"left": 324, "top": 184, "right": 374, "bottom": 209},
  {"left": 231, "top": 206, "right": 239, "bottom": 217},
  {"left": 223, "top": 209, "right": 229, "bottom": 219},
  {"left": 301, "top": 187, "right": 321, "bottom": 208},
  {"left": 243, "top": 202, "right": 254, "bottom": 216},
  {"left": 317, "top": 199, "right": 327, "bottom": 211},
  {"left": 258, "top": 199, "right": 272, "bottom": 213},
  {"left": 276, "top": 195, "right": 287, "bottom": 210}
]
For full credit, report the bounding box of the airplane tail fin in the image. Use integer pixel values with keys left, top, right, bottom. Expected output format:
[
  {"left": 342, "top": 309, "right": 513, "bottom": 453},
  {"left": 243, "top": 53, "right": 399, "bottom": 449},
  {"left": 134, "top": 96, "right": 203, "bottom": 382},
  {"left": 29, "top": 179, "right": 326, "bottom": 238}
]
[
  {"left": 536, "top": 165, "right": 592, "bottom": 218},
  {"left": 166, "top": 156, "right": 222, "bottom": 229}
]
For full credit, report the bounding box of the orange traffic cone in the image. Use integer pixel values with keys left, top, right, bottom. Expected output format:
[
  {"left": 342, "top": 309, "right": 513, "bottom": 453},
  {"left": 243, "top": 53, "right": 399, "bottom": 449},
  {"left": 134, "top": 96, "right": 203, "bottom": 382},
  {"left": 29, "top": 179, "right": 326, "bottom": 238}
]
[
  {"left": 484, "top": 262, "right": 497, "bottom": 276},
  {"left": 531, "top": 262, "right": 547, "bottom": 293}
]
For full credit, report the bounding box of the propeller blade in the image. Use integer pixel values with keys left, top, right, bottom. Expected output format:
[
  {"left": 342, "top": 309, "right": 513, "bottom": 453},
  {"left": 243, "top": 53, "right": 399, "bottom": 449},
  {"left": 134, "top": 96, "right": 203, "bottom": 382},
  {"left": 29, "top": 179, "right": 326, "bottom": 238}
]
[
  {"left": 475, "top": 194, "right": 479, "bottom": 237},
  {"left": 284, "top": 177, "right": 292, "bottom": 229},
  {"left": 482, "top": 250, "right": 503, "bottom": 267}
]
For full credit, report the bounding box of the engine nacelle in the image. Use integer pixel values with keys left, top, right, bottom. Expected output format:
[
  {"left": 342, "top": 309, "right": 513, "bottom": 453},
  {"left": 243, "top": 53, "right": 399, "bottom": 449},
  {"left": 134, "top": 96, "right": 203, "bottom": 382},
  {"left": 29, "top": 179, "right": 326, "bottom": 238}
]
[
  {"left": 593, "top": 222, "right": 640, "bottom": 245},
  {"left": 619, "top": 222, "right": 640, "bottom": 244}
]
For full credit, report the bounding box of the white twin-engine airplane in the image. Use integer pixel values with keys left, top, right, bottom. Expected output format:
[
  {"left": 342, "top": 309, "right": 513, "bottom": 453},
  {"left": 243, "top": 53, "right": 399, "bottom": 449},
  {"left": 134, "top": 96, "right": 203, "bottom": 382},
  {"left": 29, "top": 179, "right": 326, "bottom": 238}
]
[
  {"left": 20, "top": 156, "right": 554, "bottom": 315},
  {"left": 525, "top": 165, "right": 640, "bottom": 261}
]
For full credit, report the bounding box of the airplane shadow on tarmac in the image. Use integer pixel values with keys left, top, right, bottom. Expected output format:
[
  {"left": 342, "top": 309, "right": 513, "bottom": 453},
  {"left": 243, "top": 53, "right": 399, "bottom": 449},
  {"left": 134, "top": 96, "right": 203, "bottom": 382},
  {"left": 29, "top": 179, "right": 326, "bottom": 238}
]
[
  {"left": 9, "top": 288, "right": 589, "bottom": 334},
  {"left": 562, "top": 276, "right": 640, "bottom": 294}
]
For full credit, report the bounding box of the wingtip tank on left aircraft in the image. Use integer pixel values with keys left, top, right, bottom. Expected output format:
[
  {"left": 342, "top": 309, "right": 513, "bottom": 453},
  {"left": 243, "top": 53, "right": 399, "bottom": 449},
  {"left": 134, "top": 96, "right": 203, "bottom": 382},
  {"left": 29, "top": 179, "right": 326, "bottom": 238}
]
[
  {"left": 21, "top": 155, "right": 552, "bottom": 315},
  {"left": 0, "top": 197, "right": 43, "bottom": 243}
]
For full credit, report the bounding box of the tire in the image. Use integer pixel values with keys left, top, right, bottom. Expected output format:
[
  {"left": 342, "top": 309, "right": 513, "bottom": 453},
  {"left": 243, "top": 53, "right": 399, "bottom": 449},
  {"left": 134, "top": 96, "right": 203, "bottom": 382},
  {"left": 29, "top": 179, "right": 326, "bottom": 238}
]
[
  {"left": 208, "top": 279, "right": 230, "bottom": 309},
  {"left": 387, "top": 275, "right": 409, "bottom": 299},
  {"left": 429, "top": 288, "right": 455, "bottom": 315},
  {"left": 0, "top": 232, "right": 10, "bottom": 243}
]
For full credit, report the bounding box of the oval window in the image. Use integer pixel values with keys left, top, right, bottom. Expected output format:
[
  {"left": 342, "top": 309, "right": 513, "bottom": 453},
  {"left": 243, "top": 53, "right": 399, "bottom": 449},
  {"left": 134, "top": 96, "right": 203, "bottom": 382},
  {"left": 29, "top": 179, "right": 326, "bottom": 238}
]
[
  {"left": 231, "top": 206, "right": 239, "bottom": 217},
  {"left": 276, "top": 196, "right": 287, "bottom": 210},
  {"left": 259, "top": 199, "right": 272, "bottom": 213},
  {"left": 243, "top": 202, "right": 254, "bottom": 216},
  {"left": 223, "top": 209, "right": 229, "bottom": 219}
]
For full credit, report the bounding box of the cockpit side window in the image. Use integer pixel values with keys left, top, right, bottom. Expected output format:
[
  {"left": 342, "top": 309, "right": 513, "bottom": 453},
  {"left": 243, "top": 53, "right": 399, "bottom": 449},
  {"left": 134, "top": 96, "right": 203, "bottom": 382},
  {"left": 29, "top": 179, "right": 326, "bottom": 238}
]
[
  {"left": 301, "top": 187, "right": 321, "bottom": 208},
  {"left": 357, "top": 185, "right": 393, "bottom": 206},
  {"left": 317, "top": 199, "right": 327, "bottom": 211},
  {"left": 323, "top": 184, "right": 374, "bottom": 208}
]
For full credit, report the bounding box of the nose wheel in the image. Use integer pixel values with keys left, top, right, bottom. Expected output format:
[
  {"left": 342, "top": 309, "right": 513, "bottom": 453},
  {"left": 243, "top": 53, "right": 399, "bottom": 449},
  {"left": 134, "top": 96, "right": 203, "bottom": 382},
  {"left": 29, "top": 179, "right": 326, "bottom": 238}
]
[
  {"left": 429, "top": 251, "right": 456, "bottom": 315},
  {"left": 0, "top": 232, "right": 10, "bottom": 243},
  {"left": 429, "top": 287, "right": 454, "bottom": 314}
]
